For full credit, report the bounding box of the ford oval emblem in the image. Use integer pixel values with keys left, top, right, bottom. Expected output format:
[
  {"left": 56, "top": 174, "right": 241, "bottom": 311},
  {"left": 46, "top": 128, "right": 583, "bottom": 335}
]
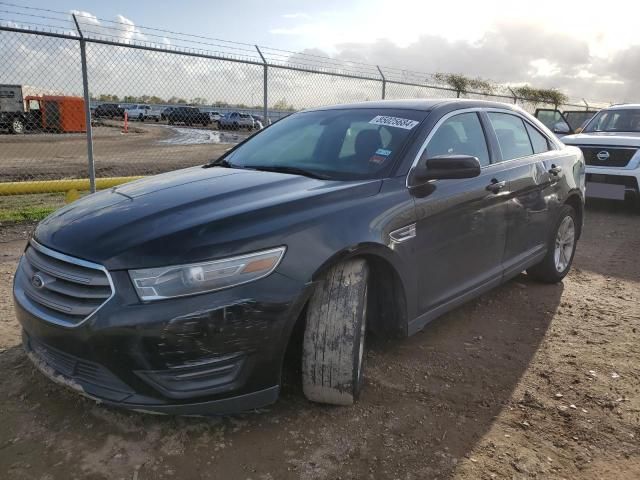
[
  {"left": 596, "top": 150, "right": 610, "bottom": 162},
  {"left": 31, "top": 274, "right": 45, "bottom": 289}
]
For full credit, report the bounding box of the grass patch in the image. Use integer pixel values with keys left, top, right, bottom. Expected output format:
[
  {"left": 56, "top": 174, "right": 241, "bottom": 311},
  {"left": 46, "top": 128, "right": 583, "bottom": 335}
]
[{"left": 0, "top": 192, "right": 83, "bottom": 223}]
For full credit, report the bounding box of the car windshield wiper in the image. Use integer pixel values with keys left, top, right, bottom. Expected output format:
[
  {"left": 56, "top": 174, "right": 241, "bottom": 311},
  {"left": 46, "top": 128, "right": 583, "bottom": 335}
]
[
  {"left": 242, "top": 165, "right": 331, "bottom": 180},
  {"left": 207, "top": 158, "right": 241, "bottom": 169}
]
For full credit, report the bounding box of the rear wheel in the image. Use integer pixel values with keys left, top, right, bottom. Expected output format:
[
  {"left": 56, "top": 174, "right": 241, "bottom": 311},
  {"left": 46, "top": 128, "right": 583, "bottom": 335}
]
[
  {"left": 527, "top": 205, "right": 577, "bottom": 283},
  {"left": 302, "top": 259, "right": 369, "bottom": 405},
  {"left": 10, "top": 117, "right": 25, "bottom": 134}
]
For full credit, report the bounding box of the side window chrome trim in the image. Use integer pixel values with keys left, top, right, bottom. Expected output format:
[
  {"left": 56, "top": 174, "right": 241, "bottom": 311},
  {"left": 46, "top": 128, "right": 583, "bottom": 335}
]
[{"left": 407, "top": 106, "right": 560, "bottom": 187}]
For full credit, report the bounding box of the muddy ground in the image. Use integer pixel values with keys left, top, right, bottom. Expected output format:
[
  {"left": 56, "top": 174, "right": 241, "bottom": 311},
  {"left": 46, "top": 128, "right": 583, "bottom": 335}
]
[
  {"left": 0, "top": 202, "right": 638, "bottom": 480},
  {"left": 0, "top": 122, "right": 248, "bottom": 182}
]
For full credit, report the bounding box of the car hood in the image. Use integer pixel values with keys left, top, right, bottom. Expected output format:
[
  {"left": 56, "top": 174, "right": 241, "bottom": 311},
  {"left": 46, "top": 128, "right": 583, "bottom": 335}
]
[
  {"left": 562, "top": 132, "right": 640, "bottom": 147},
  {"left": 34, "top": 166, "right": 382, "bottom": 269}
]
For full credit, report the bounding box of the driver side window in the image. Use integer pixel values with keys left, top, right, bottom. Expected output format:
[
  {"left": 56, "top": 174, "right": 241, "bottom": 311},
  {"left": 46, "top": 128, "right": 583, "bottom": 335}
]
[{"left": 426, "top": 112, "right": 490, "bottom": 166}]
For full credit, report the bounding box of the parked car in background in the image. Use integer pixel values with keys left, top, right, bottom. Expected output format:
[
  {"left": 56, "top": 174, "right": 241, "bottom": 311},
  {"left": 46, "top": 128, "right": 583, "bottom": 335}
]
[
  {"left": 219, "top": 111, "right": 255, "bottom": 130},
  {"left": 166, "top": 106, "right": 210, "bottom": 126},
  {"left": 561, "top": 104, "right": 640, "bottom": 206},
  {"left": 125, "top": 104, "right": 161, "bottom": 122},
  {"left": 93, "top": 103, "right": 124, "bottom": 119},
  {"left": 14, "top": 99, "right": 585, "bottom": 415},
  {"left": 161, "top": 106, "right": 176, "bottom": 121},
  {"left": 200, "top": 108, "right": 222, "bottom": 125},
  {"left": 250, "top": 115, "right": 264, "bottom": 129},
  {"left": 534, "top": 108, "right": 597, "bottom": 138}
]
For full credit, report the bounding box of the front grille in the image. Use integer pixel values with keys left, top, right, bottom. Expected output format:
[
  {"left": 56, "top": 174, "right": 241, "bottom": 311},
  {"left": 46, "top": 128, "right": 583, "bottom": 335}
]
[
  {"left": 578, "top": 146, "right": 637, "bottom": 167},
  {"left": 15, "top": 241, "right": 113, "bottom": 327}
]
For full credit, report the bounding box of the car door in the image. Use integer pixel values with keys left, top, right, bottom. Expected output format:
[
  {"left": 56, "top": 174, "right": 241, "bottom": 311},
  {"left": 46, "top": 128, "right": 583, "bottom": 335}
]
[
  {"left": 483, "top": 111, "right": 556, "bottom": 277},
  {"left": 412, "top": 110, "right": 510, "bottom": 316}
]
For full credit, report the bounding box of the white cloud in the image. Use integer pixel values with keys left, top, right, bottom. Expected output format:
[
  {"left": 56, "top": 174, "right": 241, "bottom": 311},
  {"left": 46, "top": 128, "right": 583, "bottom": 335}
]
[
  {"left": 282, "top": 13, "right": 310, "bottom": 19},
  {"left": 269, "top": 23, "right": 326, "bottom": 36},
  {"left": 70, "top": 10, "right": 100, "bottom": 26}
]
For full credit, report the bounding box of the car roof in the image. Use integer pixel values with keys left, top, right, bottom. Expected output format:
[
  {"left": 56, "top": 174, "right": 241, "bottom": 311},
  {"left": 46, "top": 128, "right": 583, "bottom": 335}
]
[
  {"left": 305, "top": 98, "right": 521, "bottom": 113},
  {"left": 603, "top": 104, "right": 640, "bottom": 110}
]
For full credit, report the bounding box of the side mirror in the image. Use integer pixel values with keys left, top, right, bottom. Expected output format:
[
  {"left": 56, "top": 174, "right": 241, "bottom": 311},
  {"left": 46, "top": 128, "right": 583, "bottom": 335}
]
[
  {"left": 411, "top": 154, "right": 481, "bottom": 184},
  {"left": 553, "top": 122, "right": 571, "bottom": 134}
]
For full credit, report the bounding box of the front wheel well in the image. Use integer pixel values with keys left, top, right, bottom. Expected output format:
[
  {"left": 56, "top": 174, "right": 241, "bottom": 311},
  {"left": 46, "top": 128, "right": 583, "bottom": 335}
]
[{"left": 360, "top": 254, "right": 407, "bottom": 338}]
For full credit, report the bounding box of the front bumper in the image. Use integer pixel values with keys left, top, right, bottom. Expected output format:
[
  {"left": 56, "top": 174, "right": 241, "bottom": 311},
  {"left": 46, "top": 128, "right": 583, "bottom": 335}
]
[
  {"left": 585, "top": 166, "right": 640, "bottom": 200},
  {"left": 14, "top": 251, "right": 311, "bottom": 415}
]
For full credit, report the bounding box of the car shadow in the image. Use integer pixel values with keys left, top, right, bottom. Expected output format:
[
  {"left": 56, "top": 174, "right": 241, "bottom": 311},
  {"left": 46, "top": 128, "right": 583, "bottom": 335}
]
[
  {"left": 357, "top": 273, "right": 564, "bottom": 478},
  {"left": 0, "top": 273, "right": 563, "bottom": 479}
]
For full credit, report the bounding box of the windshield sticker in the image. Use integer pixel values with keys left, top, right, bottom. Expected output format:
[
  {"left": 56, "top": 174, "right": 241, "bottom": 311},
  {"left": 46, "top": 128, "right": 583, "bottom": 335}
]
[
  {"left": 369, "top": 115, "right": 420, "bottom": 130},
  {"left": 376, "top": 148, "right": 392, "bottom": 156}
]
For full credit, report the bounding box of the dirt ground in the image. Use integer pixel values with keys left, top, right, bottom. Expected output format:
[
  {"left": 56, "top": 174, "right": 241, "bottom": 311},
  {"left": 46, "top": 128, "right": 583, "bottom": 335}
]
[
  {"left": 0, "top": 122, "right": 247, "bottom": 182},
  {"left": 0, "top": 202, "right": 638, "bottom": 480}
]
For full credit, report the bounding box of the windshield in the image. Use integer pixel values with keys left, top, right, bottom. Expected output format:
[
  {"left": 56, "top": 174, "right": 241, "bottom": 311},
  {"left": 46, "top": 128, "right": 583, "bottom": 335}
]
[
  {"left": 584, "top": 109, "right": 640, "bottom": 133},
  {"left": 222, "top": 108, "right": 427, "bottom": 180},
  {"left": 563, "top": 111, "right": 596, "bottom": 131}
]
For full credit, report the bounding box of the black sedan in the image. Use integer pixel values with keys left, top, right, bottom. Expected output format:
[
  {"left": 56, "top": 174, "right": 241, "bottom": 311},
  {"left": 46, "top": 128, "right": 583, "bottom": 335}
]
[
  {"left": 93, "top": 103, "right": 124, "bottom": 119},
  {"left": 166, "top": 106, "right": 210, "bottom": 126},
  {"left": 14, "top": 99, "right": 585, "bottom": 414}
]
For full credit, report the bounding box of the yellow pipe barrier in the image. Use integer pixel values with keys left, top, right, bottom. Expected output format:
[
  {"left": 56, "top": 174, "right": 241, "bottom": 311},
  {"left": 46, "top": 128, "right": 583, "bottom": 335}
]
[{"left": 0, "top": 176, "right": 144, "bottom": 196}]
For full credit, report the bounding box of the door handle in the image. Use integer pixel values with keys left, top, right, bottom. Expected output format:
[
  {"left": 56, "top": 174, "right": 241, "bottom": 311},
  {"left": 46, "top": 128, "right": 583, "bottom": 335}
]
[
  {"left": 486, "top": 179, "right": 506, "bottom": 193},
  {"left": 549, "top": 164, "right": 563, "bottom": 175}
]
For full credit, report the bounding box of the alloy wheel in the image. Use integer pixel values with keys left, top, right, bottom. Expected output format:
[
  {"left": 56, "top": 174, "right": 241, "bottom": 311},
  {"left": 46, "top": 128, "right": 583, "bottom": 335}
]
[{"left": 554, "top": 216, "right": 575, "bottom": 272}]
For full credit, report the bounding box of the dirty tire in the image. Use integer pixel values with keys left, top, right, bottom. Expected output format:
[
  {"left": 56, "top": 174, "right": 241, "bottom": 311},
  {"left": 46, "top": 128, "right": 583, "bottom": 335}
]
[
  {"left": 527, "top": 204, "right": 577, "bottom": 283},
  {"left": 302, "top": 258, "right": 369, "bottom": 406}
]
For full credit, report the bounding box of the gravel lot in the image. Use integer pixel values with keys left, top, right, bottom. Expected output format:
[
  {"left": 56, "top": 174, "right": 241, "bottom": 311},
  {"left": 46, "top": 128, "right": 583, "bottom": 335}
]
[
  {"left": 0, "top": 202, "right": 638, "bottom": 480},
  {"left": 0, "top": 123, "right": 248, "bottom": 182}
]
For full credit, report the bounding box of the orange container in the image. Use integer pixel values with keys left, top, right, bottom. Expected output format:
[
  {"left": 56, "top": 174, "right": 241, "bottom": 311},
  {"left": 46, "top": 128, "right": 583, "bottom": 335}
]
[{"left": 25, "top": 95, "right": 86, "bottom": 133}]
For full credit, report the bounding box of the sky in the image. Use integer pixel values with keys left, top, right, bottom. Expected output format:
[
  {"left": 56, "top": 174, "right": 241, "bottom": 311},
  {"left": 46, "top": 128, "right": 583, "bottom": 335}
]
[{"left": 5, "top": 0, "right": 640, "bottom": 104}]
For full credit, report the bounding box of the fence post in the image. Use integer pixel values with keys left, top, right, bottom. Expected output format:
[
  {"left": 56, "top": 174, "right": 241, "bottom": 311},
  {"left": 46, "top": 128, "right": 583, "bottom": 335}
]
[
  {"left": 376, "top": 65, "right": 386, "bottom": 100},
  {"left": 72, "top": 14, "right": 96, "bottom": 194},
  {"left": 255, "top": 45, "right": 268, "bottom": 123},
  {"left": 582, "top": 99, "right": 590, "bottom": 111},
  {"left": 508, "top": 87, "right": 518, "bottom": 105}
]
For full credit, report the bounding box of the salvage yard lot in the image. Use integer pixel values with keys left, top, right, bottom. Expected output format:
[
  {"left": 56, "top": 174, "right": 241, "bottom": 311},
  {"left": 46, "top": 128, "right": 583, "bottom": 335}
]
[
  {"left": 0, "top": 204, "right": 638, "bottom": 479},
  {"left": 0, "top": 122, "right": 247, "bottom": 182}
]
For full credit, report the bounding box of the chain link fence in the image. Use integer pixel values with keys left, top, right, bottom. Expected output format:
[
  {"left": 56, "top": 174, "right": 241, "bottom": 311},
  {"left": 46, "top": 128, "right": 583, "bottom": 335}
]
[{"left": 0, "top": 7, "right": 612, "bottom": 194}]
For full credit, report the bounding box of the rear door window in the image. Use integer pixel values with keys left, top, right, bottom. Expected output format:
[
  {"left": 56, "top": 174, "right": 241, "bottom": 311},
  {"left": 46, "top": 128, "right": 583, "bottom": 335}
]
[
  {"left": 488, "top": 112, "right": 534, "bottom": 161},
  {"left": 525, "top": 123, "right": 551, "bottom": 154},
  {"left": 425, "top": 112, "right": 490, "bottom": 166}
]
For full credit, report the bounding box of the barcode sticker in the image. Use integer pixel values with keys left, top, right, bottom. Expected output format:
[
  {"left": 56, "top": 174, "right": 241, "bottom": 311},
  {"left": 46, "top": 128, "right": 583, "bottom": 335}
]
[{"left": 369, "top": 115, "right": 420, "bottom": 130}]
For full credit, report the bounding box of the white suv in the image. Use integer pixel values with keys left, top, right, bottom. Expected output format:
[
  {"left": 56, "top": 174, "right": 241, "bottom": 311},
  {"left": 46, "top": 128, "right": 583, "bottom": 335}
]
[
  {"left": 124, "top": 104, "right": 161, "bottom": 122},
  {"left": 561, "top": 104, "right": 640, "bottom": 205}
]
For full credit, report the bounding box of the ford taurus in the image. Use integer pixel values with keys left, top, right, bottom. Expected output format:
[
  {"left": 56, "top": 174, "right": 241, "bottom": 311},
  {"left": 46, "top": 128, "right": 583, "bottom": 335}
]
[{"left": 13, "top": 99, "right": 585, "bottom": 414}]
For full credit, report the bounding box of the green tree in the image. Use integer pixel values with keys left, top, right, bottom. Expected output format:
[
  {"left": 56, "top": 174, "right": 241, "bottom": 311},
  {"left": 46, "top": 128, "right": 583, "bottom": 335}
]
[
  {"left": 433, "top": 73, "right": 496, "bottom": 96},
  {"left": 272, "top": 98, "right": 295, "bottom": 111},
  {"left": 512, "top": 86, "right": 568, "bottom": 107},
  {"left": 98, "top": 93, "right": 120, "bottom": 102}
]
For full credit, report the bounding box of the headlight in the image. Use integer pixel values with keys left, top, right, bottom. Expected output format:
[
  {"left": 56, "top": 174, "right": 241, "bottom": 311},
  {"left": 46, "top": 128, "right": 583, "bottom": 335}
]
[{"left": 129, "top": 247, "right": 285, "bottom": 301}]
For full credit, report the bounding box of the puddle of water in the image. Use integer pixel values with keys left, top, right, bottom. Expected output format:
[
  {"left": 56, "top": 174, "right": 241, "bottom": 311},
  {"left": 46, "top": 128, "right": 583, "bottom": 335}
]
[{"left": 158, "top": 125, "right": 246, "bottom": 146}]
